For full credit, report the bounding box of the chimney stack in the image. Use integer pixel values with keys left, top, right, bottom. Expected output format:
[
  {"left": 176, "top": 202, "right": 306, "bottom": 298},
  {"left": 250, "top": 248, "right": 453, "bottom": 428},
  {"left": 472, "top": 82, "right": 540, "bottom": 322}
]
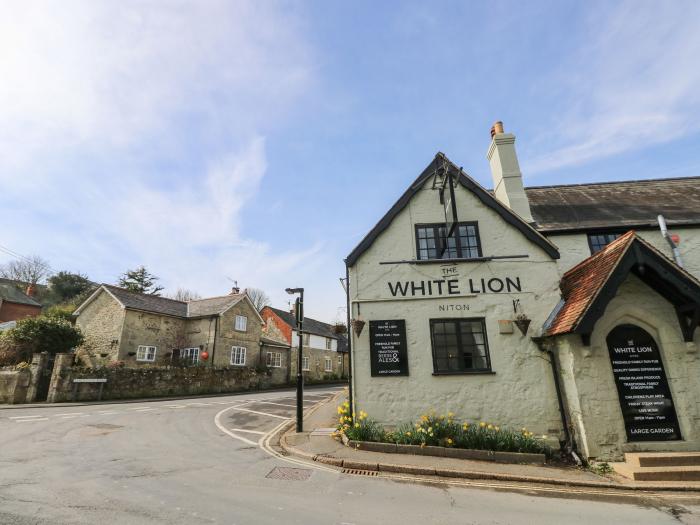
[
  {"left": 25, "top": 284, "right": 36, "bottom": 297},
  {"left": 486, "top": 121, "right": 533, "bottom": 222}
]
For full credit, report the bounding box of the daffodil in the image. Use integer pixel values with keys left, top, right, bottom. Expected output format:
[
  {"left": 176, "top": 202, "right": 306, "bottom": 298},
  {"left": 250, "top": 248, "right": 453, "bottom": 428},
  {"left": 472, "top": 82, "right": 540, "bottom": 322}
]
[
  {"left": 487, "top": 424, "right": 494, "bottom": 430},
  {"left": 447, "top": 438, "right": 453, "bottom": 445},
  {"left": 480, "top": 422, "right": 486, "bottom": 428},
  {"left": 495, "top": 426, "right": 500, "bottom": 432},
  {"left": 354, "top": 423, "right": 360, "bottom": 428}
]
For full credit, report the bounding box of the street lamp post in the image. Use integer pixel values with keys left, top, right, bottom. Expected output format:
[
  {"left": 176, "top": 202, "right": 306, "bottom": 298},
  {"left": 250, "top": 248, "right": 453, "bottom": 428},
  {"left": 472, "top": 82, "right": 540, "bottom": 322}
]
[{"left": 285, "top": 287, "right": 304, "bottom": 432}]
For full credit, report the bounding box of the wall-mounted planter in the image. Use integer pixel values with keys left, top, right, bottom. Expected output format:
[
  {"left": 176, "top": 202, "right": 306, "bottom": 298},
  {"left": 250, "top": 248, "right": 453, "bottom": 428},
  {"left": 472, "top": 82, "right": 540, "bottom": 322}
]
[
  {"left": 514, "top": 317, "right": 531, "bottom": 336},
  {"left": 347, "top": 440, "right": 545, "bottom": 465}
]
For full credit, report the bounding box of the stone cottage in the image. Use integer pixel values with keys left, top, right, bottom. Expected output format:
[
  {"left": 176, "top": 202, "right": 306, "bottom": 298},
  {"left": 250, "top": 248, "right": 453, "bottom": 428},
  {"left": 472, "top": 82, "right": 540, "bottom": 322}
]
[
  {"left": 261, "top": 306, "right": 348, "bottom": 381},
  {"left": 74, "top": 285, "right": 267, "bottom": 371}
]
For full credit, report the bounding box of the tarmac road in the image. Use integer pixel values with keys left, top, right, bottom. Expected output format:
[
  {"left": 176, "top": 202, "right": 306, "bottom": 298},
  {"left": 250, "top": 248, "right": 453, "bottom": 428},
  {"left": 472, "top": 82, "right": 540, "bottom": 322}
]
[{"left": 1, "top": 386, "right": 699, "bottom": 525}]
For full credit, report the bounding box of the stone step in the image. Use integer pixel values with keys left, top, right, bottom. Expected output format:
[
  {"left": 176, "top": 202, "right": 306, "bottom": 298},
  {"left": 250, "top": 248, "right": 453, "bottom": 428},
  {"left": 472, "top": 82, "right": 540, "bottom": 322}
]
[
  {"left": 613, "top": 462, "right": 700, "bottom": 481},
  {"left": 624, "top": 452, "right": 700, "bottom": 468}
]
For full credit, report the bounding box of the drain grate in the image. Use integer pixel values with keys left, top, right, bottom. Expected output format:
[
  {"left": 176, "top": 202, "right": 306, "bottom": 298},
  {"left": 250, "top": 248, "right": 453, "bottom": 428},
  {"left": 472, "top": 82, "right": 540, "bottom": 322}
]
[
  {"left": 266, "top": 467, "right": 312, "bottom": 481},
  {"left": 342, "top": 468, "right": 379, "bottom": 477}
]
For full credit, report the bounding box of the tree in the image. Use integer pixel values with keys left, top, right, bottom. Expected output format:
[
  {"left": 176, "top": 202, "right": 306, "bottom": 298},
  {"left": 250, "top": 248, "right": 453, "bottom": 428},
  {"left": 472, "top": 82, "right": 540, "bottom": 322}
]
[
  {"left": 246, "top": 287, "right": 270, "bottom": 311},
  {"left": 47, "top": 271, "right": 93, "bottom": 304},
  {"left": 170, "top": 288, "right": 202, "bottom": 302},
  {"left": 0, "top": 255, "right": 51, "bottom": 286},
  {"left": 0, "top": 316, "right": 84, "bottom": 365},
  {"left": 118, "top": 266, "right": 163, "bottom": 295}
]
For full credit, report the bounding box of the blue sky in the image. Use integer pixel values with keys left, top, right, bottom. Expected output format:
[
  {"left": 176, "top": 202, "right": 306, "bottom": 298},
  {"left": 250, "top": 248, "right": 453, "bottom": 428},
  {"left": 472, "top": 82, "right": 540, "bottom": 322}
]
[{"left": 2, "top": 1, "right": 700, "bottom": 321}]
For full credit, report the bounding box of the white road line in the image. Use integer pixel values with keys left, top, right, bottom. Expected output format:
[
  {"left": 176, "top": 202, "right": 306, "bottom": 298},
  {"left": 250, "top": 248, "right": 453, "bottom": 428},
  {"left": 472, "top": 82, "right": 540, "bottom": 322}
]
[
  {"left": 14, "top": 417, "right": 49, "bottom": 422},
  {"left": 253, "top": 401, "right": 297, "bottom": 408},
  {"left": 165, "top": 405, "right": 187, "bottom": 409},
  {"left": 9, "top": 415, "right": 46, "bottom": 420},
  {"left": 127, "top": 406, "right": 150, "bottom": 410},
  {"left": 55, "top": 413, "right": 82, "bottom": 416},
  {"left": 229, "top": 428, "right": 266, "bottom": 435},
  {"left": 187, "top": 402, "right": 212, "bottom": 406},
  {"left": 60, "top": 414, "right": 90, "bottom": 419},
  {"left": 97, "top": 411, "right": 118, "bottom": 415},
  {"left": 133, "top": 408, "right": 154, "bottom": 411},
  {"left": 228, "top": 407, "right": 291, "bottom": 420}
]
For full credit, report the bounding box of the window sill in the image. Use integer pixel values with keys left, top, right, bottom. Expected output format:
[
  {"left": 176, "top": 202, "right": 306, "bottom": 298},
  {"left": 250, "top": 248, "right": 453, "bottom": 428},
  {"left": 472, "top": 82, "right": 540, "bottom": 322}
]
[{"left": 432, "top": 370, "right": 495, "bottom": 376}]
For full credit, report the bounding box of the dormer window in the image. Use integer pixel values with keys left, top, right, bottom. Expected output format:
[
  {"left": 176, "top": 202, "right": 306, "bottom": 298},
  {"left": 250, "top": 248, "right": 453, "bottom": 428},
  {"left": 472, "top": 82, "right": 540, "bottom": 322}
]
[{"left": 415, "top": 222, "right": 481, "bottom": 260}]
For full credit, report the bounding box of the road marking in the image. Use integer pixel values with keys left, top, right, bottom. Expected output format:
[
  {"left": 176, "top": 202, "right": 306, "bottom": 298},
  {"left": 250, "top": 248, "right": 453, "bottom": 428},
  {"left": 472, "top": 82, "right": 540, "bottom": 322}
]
[
  {"left": 187, "top": 402, "right": 212, "bottom": 406},
  {"left": 166, "top": 405, "right": 187, "bottom": 409},
  {"left": 97, "top": 411, "right": 118, "bottom": 415},
  {"left": 55, "top": 413, "right": 82, "bottom": 416},
  {"left": 60, "top": 414, "right": 90, "bottom": 419},
  {"left": 14, "top": 417, "right": 49, "bottom": 422},
  {"left": 9, "top": 415, "right": 47, "bottom": 420},
  {"left": 133, "top": 408, "right": 154, "bottom": 411},
  {"left": 229, "top": 428, "right": 266, "bottom": 435},
  {"left": 254, "top": 401, "right": 297, "bottom": 408},
  {"left": 128, "top": 406, "right": 151, "bottom": 410},
  {"left": 228, "top": 407, "right": 291, "bottom": 420}
]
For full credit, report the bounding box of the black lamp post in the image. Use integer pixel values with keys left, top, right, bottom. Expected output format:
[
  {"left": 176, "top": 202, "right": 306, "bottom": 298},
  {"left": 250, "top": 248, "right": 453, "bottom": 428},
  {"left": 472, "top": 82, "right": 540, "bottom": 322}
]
[{"left": 285, "top": 287, "right": 304, "bottom": 432}]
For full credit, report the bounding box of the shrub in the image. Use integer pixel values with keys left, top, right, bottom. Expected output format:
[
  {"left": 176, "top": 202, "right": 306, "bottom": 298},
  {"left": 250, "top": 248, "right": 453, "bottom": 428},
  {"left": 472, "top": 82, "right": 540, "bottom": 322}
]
[
  {"left": 0, "top": 316, "right": 84, "bottom": 365},
  {"left": 335, "top": 401, "right": 385, "bottom": 442}
]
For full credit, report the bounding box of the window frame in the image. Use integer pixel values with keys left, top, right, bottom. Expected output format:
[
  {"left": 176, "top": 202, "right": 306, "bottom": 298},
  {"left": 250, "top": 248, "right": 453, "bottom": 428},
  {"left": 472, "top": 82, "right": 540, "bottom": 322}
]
[
  {"left": 266, "top": 351, "right": 282, "bottom": 368},
  {"left": 234, "top": 315, "right": 248, "bottom": 332},
  {"left": 324, "top": 357, "right": 332, "bottom": 372},
  {"left": 136, "top": 345, "right": 157, "bottom": 362},
  {"left": 301, "top": 355, "right": 309, "bottom": 371},
  {"left": 325, "top": 338, "right": 332, "bottom": 350},
  {"left": 181, "top": 347, "right": 200, "bottom": 364},
  {"left": 230, "top": 346, "right": 247, "bottom": 366},
  {"left": 429, "top": 318, "right": 493, "bottom": 375},
  {"left": 414, "top": 221, "right": 483, "bottom": 261},
  {"left": 586, "top": 231, "right": 624, "bottom": 255},
  {"left": 302, "top": 332, "right": 310, "bottom": 346}
]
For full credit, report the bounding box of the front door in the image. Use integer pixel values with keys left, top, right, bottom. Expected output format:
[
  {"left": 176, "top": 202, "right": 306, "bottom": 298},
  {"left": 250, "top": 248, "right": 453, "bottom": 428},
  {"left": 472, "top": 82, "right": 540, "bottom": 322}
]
[{"left": 606, "top": 324, "right": 682, "bottom": 442}]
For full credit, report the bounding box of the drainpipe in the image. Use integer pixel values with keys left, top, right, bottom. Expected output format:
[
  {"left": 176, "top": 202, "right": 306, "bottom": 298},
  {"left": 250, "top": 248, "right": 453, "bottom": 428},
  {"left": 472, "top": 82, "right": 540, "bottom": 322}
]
[
  {"left": 345, "top": 265, "right": 354, "bottom": 413},
  {"left": 658, "top": 214, "right": 683, "bottom": 268},
  {"left": 533, "top": 337, "right": 576, "bottom": 460}
]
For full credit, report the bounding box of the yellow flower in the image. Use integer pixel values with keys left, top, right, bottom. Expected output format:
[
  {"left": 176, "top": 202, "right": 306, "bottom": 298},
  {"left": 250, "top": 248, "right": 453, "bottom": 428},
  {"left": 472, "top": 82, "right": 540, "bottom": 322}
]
[
  {"left": 343, "top": 401, "right": 350, "bottom": 407},
  {"left": 352, "top": 412, "right": 356, "bottom": 418},
  {"left": 521, "top": 427, "right": 527, "bottom": 432},
  {"left": 462, "top": 424, "right": 469, "bottom": 430},
  {"left": 354, "top": 423, "right": 360, "bottom": 428},
  {"left": 480, "top": 422, "right": 486, "bottom": 428},
  {"left": 427, "top": 427, "right": 433, "bottom": 433},
  {"left": 448, "top": 412, "right": 454, "bottom": 418},
  {"left": 542, "top": 435, "right": 548, "bottom": 439},
  {"left": 439, "top": 415, "right": 445, "bottom": 420},
  {"left": 487, "top": 424, "right": 494, "bottom": 430},
  {"left": 406, "top": 432, "right": 412, "bottom": 437},
  {"left": 337, "top": 406, "right": 345, "bottom": 414},
  {"left": 447, "top": 438, "right": 453, "bottom": 445},
  {"left": 421, "top": 415, "right": 428, "bottom": 422}
]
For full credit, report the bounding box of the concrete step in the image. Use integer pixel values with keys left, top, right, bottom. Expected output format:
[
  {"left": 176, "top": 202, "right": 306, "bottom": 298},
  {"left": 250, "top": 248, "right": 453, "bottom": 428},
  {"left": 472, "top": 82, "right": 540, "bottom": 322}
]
[
  {"left": 624, "top": 452, "right": 700, "bottom": 468},
  {"left": 613, "top": 462, "right": 700, "bottom": 481}
]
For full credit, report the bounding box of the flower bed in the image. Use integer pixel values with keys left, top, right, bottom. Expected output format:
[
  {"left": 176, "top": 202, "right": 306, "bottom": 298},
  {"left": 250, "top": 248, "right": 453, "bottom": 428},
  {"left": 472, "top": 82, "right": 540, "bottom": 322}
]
[{"left": 335, "top": 402, "right": 552, "bottom": 462}]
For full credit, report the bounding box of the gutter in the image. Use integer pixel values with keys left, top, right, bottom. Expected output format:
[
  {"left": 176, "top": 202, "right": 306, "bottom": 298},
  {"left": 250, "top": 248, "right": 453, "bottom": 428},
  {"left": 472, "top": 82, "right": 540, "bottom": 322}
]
[{"left": 345, "top": 264, "right": 354, "bottom": 413}]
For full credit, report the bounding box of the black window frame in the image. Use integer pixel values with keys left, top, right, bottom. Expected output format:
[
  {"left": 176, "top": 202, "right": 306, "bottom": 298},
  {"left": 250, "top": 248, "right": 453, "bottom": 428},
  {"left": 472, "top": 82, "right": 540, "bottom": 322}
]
[
  {"left": 587, "top": 231, "right": 624, "bottom": 255},
  {"left": 414, "top": 221, "right": 483, "bottom": 261},
  {"left": 429, "top": 317, "right": 493, "bottom": 375}
]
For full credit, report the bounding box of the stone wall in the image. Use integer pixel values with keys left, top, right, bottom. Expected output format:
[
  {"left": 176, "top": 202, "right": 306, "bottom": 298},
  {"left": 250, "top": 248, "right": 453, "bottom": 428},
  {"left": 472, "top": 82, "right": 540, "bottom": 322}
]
[
  {"left": 0, "top": 368, "right": 30, "bottom": 403},
  {"left": 213, "top": 298, "right": 263, "bottom": 368},
  {"left": 118, "top": 310, "right": 187, "bottom": 366},
  {"left": 46, "top": 353, "right": 285, "bottom": 402},
  {"left": 290, "top": 346, "right": 347, "bottom": 382},
  {"left": 75, "top": 289, "right": 126, "bottom": 365}
]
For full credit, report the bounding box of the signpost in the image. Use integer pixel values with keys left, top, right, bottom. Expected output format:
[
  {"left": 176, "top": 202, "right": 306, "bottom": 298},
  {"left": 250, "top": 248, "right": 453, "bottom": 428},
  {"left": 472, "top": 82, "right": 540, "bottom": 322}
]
[
  {"left": 369, "top": 320, "right": 409, "bottom": 377},
  {"left": 606, "top": 324, "right": 681, "bottom": 442}
]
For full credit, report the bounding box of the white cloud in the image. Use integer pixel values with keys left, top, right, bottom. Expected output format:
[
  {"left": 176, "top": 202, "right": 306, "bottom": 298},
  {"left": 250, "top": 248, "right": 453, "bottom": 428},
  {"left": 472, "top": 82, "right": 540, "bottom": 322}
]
[
  {"left": 0, "top": 1, "right": 345, "bottom": 320},
  {"left": 525, "top": 1, "right": 700, "bottom": 173}
]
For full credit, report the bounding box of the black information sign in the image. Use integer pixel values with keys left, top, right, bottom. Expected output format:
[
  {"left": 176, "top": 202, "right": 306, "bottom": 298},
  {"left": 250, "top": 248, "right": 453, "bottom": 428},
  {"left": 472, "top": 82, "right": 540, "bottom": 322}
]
[
  {"left": 369, "top": 320, "right": 409, "bottom": 377},
  {"left": 606, "top": 324, "right": 681, "bottom": 442}
]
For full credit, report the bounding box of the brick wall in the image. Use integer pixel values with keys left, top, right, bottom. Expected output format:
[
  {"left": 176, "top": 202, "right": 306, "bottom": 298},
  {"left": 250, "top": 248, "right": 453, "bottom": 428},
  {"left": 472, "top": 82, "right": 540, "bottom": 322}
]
[
  {"left": 261, "top": 307, "right": 292, "bottom": 344},
  {"left": 0, "top": 302, "right": 41, "bottom": 323}
]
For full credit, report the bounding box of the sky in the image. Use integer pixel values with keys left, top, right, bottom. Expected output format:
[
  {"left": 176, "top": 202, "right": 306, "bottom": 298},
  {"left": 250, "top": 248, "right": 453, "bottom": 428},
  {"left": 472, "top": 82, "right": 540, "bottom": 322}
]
[{"left": 2, "top": 1, "right": 700, "bottom": 322}]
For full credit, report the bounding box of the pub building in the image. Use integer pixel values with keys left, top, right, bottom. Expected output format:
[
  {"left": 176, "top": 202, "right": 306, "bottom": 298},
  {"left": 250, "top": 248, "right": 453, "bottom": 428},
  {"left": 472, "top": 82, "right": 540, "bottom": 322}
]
[{"left": 345, "top": 122, "right": 700, "bottom": 462}]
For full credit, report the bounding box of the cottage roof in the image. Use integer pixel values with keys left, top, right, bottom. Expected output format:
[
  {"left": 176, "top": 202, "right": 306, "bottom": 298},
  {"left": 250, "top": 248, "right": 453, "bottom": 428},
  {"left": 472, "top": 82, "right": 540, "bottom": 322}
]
[
  {"left": 266, "top": 306, "right": 340, "bottom": 339},
  {"left": 544, "top": 231, "right": 700, "bottom": 341},
  {"left": 345, "top": 153, "right": 560, "bottom": 266},
  {"left": 75, "top": 284, "right": 258, "bottom": 320},
  {"left": 526, "top": 176, "right": 700, "bottom": 233},
  {"left": 0, "top": 282, "right": 42, "bottom": 307}
]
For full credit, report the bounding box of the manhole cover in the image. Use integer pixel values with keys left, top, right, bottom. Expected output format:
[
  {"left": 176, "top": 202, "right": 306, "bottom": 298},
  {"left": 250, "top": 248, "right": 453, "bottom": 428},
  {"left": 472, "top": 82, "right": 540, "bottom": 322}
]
[{"left": 266, "top": 467, "right": 312, "bottom": 481}]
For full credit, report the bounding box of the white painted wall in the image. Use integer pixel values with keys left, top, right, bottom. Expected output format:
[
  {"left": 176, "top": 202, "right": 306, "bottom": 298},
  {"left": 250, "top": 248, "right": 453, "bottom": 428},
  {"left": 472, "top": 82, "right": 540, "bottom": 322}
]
[
  {"left": 349, "top": 175, "right": 564, "bottom": 444},
  {"left": 291, "top": 330, "right": 336, "bottom": 351}
]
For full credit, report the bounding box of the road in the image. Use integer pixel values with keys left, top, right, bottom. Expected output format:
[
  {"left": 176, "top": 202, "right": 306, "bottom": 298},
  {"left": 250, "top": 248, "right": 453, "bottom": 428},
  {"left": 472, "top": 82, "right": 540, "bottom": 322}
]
[{"left": 1, "top": 386, "right": 699, "bottom": 525}]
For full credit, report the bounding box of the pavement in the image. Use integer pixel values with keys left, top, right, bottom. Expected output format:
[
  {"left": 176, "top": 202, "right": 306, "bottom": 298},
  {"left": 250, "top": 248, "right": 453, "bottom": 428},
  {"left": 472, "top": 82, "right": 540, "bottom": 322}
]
[
  {"left": 2, "top": 385, "right": 700, "bottom": 524},
  {"left": 278, "top": 391, "right": 700, "bottom": 495}
]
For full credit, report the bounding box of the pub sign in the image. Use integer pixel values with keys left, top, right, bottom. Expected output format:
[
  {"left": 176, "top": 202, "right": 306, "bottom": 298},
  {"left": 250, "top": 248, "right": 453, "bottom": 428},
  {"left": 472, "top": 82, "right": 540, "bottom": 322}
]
[{"left": 369, "top": 320, "right": 409, "bottom": 377}]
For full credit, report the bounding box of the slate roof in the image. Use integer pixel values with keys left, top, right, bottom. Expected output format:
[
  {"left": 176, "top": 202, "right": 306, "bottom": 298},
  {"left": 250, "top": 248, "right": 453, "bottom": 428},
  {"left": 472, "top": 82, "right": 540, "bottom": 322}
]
[
  {"left": 545, "top": 231, "right": 700, "bottom": 337},
  {"left": 266, "top": 307, "right": 339, "bottom": 339},
  {"left": 0, "top": 282, "right": 42, "bottom": 307},
  {"left": 103, "top": 285, "right": 188, "bottom": 317},
  {"left": 187, "top": 295, "right": 243, "bottom": 317},
  {"left": 336, "top": 334, "right": 348, "bottom": 353},
  {"left": 526, "top": 176, "right": 700, "bottom": 233}
]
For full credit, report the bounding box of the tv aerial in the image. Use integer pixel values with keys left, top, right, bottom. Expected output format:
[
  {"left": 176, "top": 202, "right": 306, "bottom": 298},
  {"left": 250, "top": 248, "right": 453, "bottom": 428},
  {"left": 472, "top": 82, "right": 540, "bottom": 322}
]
[{"left": 431, "top": 153, "right": 461, "bottom": 238}]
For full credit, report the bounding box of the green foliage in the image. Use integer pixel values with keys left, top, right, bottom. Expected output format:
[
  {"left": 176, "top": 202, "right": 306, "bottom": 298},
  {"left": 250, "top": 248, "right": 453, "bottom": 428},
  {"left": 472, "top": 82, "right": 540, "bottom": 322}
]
[
  {"left": 335, "top": 405, "right": 552, "bottom": 457},
  {"left": 47, "top": 271, "right": 93, "bottom": 305},
  {"left": 44, "top": 304, "right": 76, "bottom": 322},
  {"left": 0, "top": 316, "right": 84, "bottom": 365},
  {"left": 118, "top": 266, "right": 163, "bottom": 295},
  {"left": 593, "top": 462, "right": 613, "bottom": 475}
]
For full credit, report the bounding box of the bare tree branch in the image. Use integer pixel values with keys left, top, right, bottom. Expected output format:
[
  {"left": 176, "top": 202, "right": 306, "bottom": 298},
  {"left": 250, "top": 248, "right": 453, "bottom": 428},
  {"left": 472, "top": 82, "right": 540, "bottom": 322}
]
[
  {"left": 245, "top": 287, "right": 270, "bottom": 311},
  {"left": 0, "top": 255, "right": 51, "bottom": 286}
]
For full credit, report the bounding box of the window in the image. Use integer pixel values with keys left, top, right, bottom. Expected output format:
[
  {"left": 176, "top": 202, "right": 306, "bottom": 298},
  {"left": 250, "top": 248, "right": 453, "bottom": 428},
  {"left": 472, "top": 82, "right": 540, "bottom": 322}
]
[
  {"left": 136, "top": 345, "right": 157, "bottom": 362},
  {"left": 324, "top": 357, "right": 332, "bottom": 372},
  {"left": 302, "top": 356, "right": 309, "bottom": 371},
  {"left": 430, "top": 318, "right": 491, "bottom": 374},
  {"left": 302, "top": 333, "right": 310, "bottom": 346},
  {"left": 181, "top": 347, "right": 200, "bottom": 364},
  {"left": 337, "top": 356, "right": 342, "bottom": 365},
  {"left": 415, "top": 222, "right": 481, "bottom": 260},
  {"left": 230, "top": 346, "right": 246, "bottom": 366},
  {"left": 587, "top": 232, "right": 622, "bottom": 254},
  {"left": 325, "top": 338, "right": 332, "bottom": 350},
  {"left": 235, "top": 315, "right": 248, "bottom": 332},
  {"left": 266, "top": 352, "right": 282, "bottom": 368}
]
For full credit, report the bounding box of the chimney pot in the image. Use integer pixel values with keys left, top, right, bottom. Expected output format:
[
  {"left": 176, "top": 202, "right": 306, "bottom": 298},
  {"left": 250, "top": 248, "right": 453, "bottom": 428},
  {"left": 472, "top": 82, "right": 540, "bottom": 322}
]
[
  {"left": 230, "top": 286, "right": 240, "bottom": 295},
  {"left": 25, "top": 284, "right": 36, "bottom": 297},
  {"left": 490, "top": 121, "right": 504, "bottom": 138}
]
